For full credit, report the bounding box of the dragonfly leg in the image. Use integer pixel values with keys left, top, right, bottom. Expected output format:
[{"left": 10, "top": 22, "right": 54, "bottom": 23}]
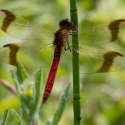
[
  {"left": 70, "top": 25, "right": 78, "bottom": 36},
  {"left": 64, "top": 41, "right": 72, "bottom": 51}
]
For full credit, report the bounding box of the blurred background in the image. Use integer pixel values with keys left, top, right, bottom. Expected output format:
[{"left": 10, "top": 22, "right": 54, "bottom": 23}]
[{"left": 0, "top": 0, "right": 125, "bottom": 125}]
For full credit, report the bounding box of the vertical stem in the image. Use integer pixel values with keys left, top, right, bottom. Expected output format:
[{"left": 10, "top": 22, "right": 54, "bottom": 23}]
[{"left": 70, "top": 0, "right": 81, "bottom": 125}]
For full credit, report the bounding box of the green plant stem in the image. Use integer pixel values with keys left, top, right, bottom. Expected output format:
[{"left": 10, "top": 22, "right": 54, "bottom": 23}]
[{"left": 70, "top": 0, "right": 81, "bottom": 125}]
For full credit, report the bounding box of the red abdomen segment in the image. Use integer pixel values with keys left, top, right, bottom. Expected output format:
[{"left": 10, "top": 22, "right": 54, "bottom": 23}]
[{"left": 43, "top": 46, "right": 61, "bottom": 103}]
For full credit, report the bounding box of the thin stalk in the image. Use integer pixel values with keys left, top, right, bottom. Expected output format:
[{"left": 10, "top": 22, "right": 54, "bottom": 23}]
[{"left": 70, "top": 0, "right": 81, "bottom": 125}]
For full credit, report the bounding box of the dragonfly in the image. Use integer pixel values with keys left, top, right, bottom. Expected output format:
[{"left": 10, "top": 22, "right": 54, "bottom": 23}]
[{"left": 0, "top": 10, "right": 125, "bottom": 103}]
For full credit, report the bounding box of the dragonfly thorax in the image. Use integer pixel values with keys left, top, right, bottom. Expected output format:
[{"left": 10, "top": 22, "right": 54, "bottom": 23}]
[
  {"left": 53, "top": 28, "right": 70, "bottom": 47},
  {"left": 53, "top": 19, "right": 73, "bottom": 47}
]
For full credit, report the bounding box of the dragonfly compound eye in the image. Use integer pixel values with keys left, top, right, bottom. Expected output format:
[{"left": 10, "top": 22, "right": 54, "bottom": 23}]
[{"left": 59, "top": 18, "right": 73, "bottom": 30}]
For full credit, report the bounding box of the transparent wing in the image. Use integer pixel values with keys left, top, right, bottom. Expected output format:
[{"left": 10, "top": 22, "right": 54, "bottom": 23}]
[
  {"left": 73, "top": 46, "right": 125, "bottom": 73},
  {"left": 0, "top": 10, "right": 54, "bottom": 42},
  {"left": 56, "top": 44, "right": 125, "bottom": 74},
  {"left": 0, "top": 43, "right": 54, "bottom": 69},
  {"left": 0, "top": 43, "right": 125, "bottom": 74},
  {"left": 78, "top": 19, "right": 125, "bottom": 45}
]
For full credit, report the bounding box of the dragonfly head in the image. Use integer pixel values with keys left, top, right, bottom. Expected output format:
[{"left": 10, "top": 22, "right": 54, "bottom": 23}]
[{"left": 59, "top": 19, "right": 73, "bottom": 30}]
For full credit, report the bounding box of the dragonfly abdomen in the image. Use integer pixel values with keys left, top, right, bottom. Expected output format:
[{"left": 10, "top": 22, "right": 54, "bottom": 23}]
[{"left": 43, "top": 47, "right": 61, "bottom": 103}]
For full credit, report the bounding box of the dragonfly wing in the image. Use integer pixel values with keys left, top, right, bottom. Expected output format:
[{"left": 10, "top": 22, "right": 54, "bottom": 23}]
[
  {"left": 59, "top": 47, "right": 72, "bottom": 73},
  {"left": 78, "top": 19, "right": 125, "bottom": 45},
  {"left": 0, "top": 43, "right": 54, "bottom": 69},
  {"left": 73, "top": 46, "right": 125, "bottom": 73},
  {"left": 0, "top": 10, "right": 54, "bottom": 42}
]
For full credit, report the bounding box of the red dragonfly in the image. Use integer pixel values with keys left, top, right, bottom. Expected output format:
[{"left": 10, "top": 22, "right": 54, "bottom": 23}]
[{"left": 0, "top": 10, "right": 125, "bottom": 103}]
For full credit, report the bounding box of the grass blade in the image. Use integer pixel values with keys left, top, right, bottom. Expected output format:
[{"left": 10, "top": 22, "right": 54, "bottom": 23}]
[
  {"left": 0, "top": 107, "right": 10, "bottom": 125},
  {"left": 12, "top": 109, "right": 23, "bottom": 125}
]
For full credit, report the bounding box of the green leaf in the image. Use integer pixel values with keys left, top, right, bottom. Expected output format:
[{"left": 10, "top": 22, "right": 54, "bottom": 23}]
[
  {"left": 44, "top": 83, "right": 71, "bottom": 125},
  {"left": 34, "top": 68, "right": 42, "bottom": 106},
  {"left": 12, "top": 109, "right": 23, "bottom": 125},
  {"left": 44, "top": 118, "right": 53, "bottom": 125},
  {"left": 16, "top": 61, "right": 28, "bottom": 83},
  {"left": 29, "top": 68, "right": 42, "bottom": 121},
  {"left": 25, "top": 84, "right": 33, "bottom": 98},
  {"left": 0, "top": 107, "right": 10, "bottom": 125},
  {"left": 11, "top": 62, "right": 29, "bottom": 94},
  {"left": 11, "top": 61, "right": 28, "bottom": 86},
  {"left": 20, "top": 103, "right": 29, "bottom": 124},
  {"left": 11, "top": 70, "right": 22, "bottom": 94}
]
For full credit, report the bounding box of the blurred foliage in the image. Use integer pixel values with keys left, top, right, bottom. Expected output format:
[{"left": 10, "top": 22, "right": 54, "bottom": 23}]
[{"left": 0, "top": 0, "right": 125, "bottom": 125}]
